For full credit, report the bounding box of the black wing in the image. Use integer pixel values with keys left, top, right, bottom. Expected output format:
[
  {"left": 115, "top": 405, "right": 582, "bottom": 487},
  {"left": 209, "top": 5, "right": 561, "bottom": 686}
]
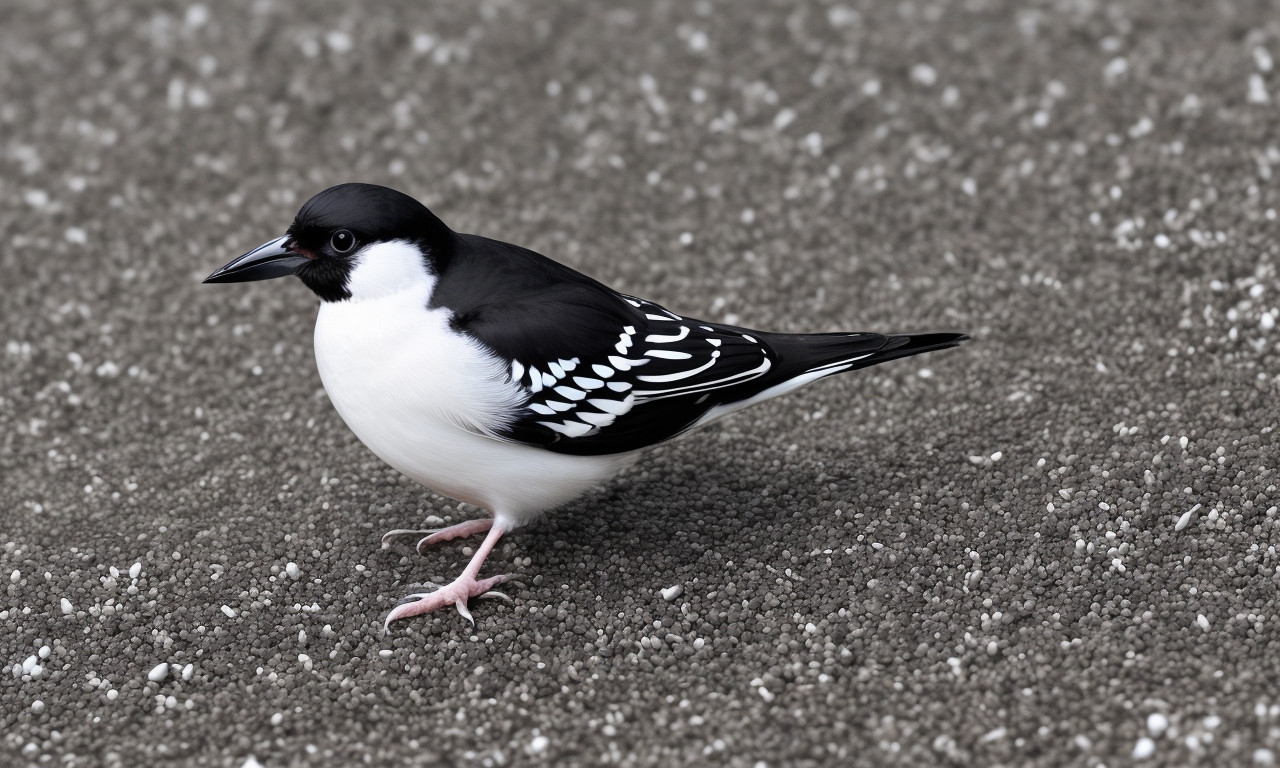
[
  {"left": 463, "top": 288, "right": 787, "bottom": 454},
  {"left": 439, "top": 234, "right": 930, "bottom": 455}
]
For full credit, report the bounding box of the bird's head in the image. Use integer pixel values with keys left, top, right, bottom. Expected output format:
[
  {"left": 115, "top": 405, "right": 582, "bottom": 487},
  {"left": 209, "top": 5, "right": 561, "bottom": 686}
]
[{"left": 204, "top": 183, "right": 454, "bottom": 302}]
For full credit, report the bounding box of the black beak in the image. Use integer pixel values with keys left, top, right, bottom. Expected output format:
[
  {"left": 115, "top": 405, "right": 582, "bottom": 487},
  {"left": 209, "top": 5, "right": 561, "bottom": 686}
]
[{"left": 203, "top": 236, "right": 310, "bottom": 284}]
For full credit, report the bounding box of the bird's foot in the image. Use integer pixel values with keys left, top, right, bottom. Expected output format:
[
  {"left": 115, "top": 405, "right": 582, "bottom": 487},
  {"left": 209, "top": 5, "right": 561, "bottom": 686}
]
[
  {"left": 380, "top": 518, "right": 493, "bottom": 553},
  {"left": 384, "top": 574, "right": 511, "bottom": 631}
]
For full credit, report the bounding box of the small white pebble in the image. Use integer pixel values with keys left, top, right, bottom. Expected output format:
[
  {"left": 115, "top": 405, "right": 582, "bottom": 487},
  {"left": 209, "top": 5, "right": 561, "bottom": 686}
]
[
  {"left": 181, "top": 664, "right": 194, "bottom": 681},
  {"left": 803, "top": 132, "right": 823, "bottom": 156},
  {"left": 1256, "top": 47, "right": 1275, "bottom": 73},
  {"left": 106, "top": 689, "right": 118, "bottom": 701},
  {"left": 529, "top": 735, "right": 550, "bottom": 754},
  {"left": 378, "top": 649, "right": 392, "bottom": 659},
  {"left": 129, "top": 562, "right": 142, "bottom": 579},
  {"left": 911, "top": 63, "right": 937, "bottom": 86},
  {"left": 1134, "top": 737, "right": 1156, "bottom": 759},
  {"left": 1196, "top": 614, "right": 1210, "bottom": 631},
  {"left": 1147, "top": 712, "right": 1169, "bottom": 736},
  {"left": 147, "top": 663, "right": 169, "bottom": 683},
  {"left": 660, "top": 585, "right": 683, "bottom": 601},
  {"left": 270, "top": 712, "right": 284, "bottom": 726},
  {"left": 1176, "top": 504, "right": 1200, "bottom": 531},
  {"left": 60, "top": 598, "right": 73, "bottom": 615},
  {"left": 1249, "top": 74, "right": 1270, "bottom": 105},
  {"left": 31, "top": 700, "right": 44, "bottom": 713},
  {"left": 324, "top": 31, "right": 353, "bottom": 54},
  {"left": 10, "top": 570, "right": 19, "bottom": 583},
  {"left": 221, "top": 605, "right": 238, "bottom": 618},
  {"left": 1255, "top": 748, "right": 1275, "bottom": 765},
  {"left": 285, "top": 562, "right": 301, "bottom": 579}
]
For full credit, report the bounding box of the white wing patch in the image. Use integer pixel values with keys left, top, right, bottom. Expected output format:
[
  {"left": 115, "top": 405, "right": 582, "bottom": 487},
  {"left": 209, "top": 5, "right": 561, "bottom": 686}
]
[
  {"left": 507, "top": 297, "right": 774, "bottom": 441},
  {"left": 623, "top": 300, "right": 772, "bottom": 400},
  {"left": 510, "top": 344, "right": 640, "bottom": 437}
]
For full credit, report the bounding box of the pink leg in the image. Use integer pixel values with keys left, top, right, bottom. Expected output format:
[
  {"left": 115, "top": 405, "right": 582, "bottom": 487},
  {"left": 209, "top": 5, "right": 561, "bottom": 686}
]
[
  {"left": 383, "top": 521, "right": 511, "bottom": 631},
  {"left": 380, "top": 518, "right": 493, "bottom": 553}
]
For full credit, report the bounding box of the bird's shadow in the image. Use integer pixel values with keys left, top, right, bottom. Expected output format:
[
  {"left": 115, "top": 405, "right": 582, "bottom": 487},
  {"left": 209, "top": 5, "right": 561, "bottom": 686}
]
[{"left": 516, "top": 431, "right": 853, "bottom": 601}]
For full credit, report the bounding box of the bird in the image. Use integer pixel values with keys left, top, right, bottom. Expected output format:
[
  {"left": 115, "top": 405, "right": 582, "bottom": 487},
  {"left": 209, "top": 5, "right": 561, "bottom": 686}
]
[{"left": 204, "top": 183, "right": 967, "bottom": 630}]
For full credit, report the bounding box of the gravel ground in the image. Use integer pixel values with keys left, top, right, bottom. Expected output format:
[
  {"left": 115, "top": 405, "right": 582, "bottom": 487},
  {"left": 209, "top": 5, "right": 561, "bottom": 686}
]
[{"left": 4, "top": 1, "right": 1280, "bottom": 766}]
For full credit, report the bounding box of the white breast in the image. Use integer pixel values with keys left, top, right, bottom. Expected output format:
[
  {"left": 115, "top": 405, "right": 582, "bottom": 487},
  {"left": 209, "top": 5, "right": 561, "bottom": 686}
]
[{"left": 311, "top": 261, "right": 633, "bottom": 528}]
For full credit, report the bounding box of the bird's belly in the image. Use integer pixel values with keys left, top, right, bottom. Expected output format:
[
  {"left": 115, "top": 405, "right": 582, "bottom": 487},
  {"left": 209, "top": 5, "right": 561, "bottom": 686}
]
[{"left": 312, "top": 294, "right": 630, "bottom": 523}]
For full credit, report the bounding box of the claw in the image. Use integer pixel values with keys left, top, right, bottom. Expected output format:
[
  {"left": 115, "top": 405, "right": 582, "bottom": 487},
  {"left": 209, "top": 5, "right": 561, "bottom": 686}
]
[
  {"left": 455, "top": 600, "right": 475, "bottom": 625},
  {"left": 381, "top": 528, "right": 437, "bottom": 548},
  {"left": 475, "top": 590, "right": 512, "bottom": 602}
]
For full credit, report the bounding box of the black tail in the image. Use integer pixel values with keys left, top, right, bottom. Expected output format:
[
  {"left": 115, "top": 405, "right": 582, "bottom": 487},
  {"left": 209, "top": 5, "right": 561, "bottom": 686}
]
[
  {"left": 766, "top": 330, "right": 968, "bottom": 377},
  {"left": 855, "top": 331, "right": 969, "bottom": 367}
]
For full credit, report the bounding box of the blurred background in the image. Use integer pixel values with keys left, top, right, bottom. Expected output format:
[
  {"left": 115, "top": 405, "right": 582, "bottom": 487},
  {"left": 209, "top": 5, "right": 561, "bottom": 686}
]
[{"left": 3, "top": 1, "right": 1279, "bottom": 766}]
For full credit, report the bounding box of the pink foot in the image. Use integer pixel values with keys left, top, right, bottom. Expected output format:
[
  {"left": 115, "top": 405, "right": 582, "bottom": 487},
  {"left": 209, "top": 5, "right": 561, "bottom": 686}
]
[
  {"left": 384, "top": 574, "right": 511, "bottom": 631},
  {"left": 382, "top": 520, "right": 513, "bottom": 631},
  {"left": 380, "top": 518, "right": 493, "bottom": 553}
]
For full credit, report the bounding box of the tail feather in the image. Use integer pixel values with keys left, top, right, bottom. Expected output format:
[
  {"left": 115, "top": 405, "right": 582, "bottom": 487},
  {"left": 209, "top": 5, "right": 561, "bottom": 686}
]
[
  {"left": 855, "top": 331, "right": 969, "bottom": 367},
  {"left": 673, "top": 329, "right": 966, "bottom": 436},
  {"left": 767, "top": 330, "right": 967, "bottom": 377}
]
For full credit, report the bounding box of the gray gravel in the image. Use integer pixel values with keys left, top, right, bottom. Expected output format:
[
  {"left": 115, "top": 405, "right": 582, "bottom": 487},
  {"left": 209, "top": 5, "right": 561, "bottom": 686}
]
[{"left": 4, "top": 1, "right": 1280, "bottom": 766}]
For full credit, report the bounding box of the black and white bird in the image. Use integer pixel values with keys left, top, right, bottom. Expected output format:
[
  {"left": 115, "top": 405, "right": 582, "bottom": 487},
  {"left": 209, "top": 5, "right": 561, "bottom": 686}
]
[{"left": 204, "top": 183, "right": 966, "bottom": 629}]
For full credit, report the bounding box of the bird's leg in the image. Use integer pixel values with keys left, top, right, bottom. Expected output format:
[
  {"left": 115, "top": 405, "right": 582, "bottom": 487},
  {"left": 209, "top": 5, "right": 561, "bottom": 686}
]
[
  {"left": 380, "top": 517, "right": 493, "bottom": 552},
  {"left": 383, "top": 521, "right": 511, "bottom": 631}
]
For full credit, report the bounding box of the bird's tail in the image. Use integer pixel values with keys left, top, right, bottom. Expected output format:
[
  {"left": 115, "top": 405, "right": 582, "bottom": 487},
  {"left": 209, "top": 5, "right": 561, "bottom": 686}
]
[
  {"left": 676, "top": 328, "right": 967, "bottom": 433},
  {"left": 766, "top": 330, "right": 969, "bottom": 380}
]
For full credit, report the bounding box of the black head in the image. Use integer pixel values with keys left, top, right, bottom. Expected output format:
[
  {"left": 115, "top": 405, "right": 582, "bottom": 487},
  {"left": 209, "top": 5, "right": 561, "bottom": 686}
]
[{"left": 204, "top": 183, "right": 455, "bottom": 302}]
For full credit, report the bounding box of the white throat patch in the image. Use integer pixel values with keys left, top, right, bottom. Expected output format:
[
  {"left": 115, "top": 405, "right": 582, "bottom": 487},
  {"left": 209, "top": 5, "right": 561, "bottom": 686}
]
[{"left": 344, "top": 239, "right": 435, "bottom": 301}]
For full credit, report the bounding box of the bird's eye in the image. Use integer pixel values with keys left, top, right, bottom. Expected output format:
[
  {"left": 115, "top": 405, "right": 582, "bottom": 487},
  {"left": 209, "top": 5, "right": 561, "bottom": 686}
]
[{"left": 330, "top": 229, "right": 356, "bottom": 254}]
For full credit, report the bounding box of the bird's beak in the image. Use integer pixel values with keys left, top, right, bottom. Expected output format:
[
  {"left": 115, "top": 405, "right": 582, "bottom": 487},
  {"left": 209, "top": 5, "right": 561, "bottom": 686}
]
[{"left": 203, "top": 235, "right": 310, "bottom": 284}]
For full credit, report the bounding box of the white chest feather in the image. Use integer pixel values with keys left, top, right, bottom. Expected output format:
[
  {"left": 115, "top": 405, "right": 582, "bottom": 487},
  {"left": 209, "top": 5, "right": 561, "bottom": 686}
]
[{"left": 311, "top": 242, "right": 632, "bottom": 524}]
